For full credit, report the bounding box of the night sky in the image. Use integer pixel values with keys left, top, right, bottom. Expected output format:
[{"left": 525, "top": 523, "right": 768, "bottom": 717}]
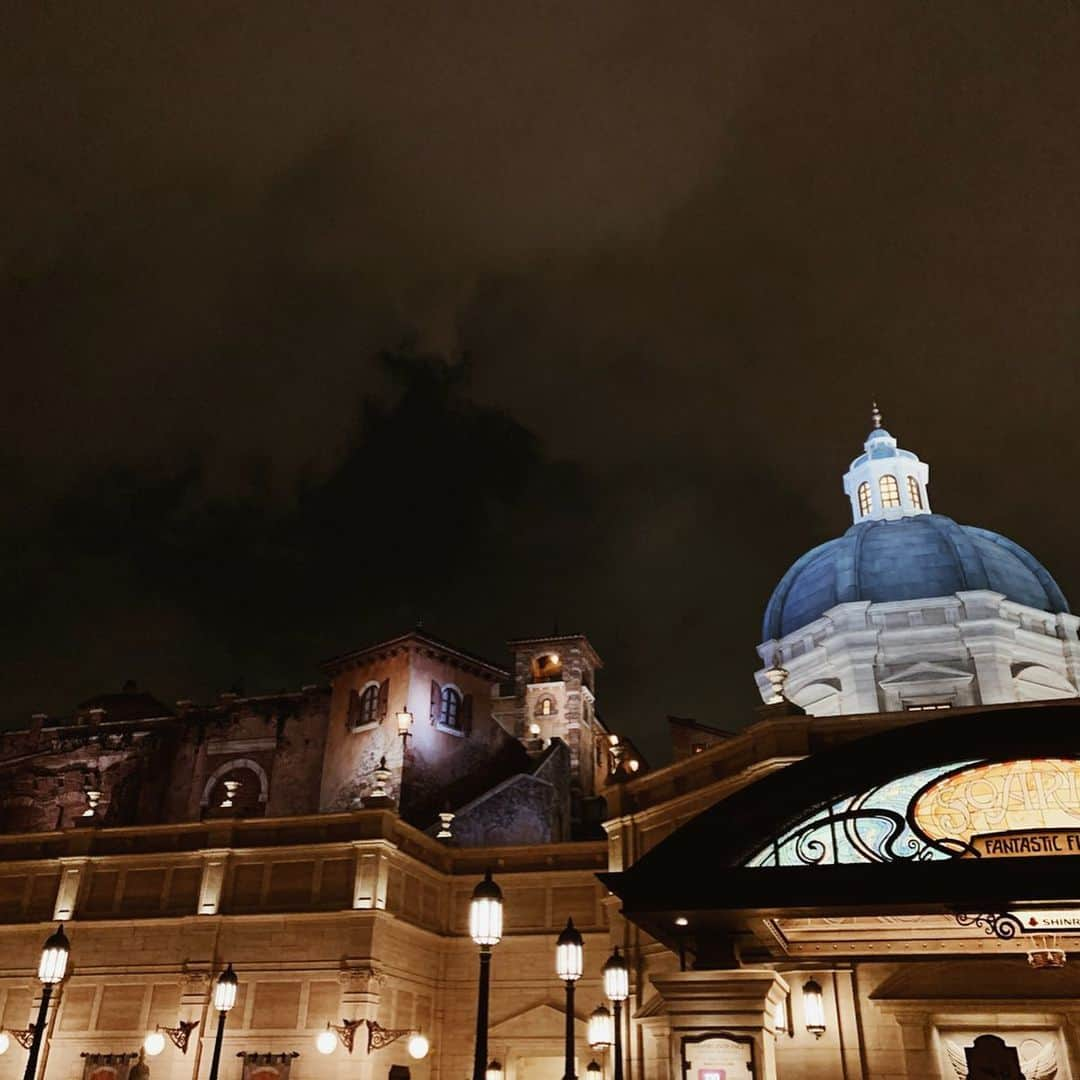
[{"left": 3, "top": 4, "right": 1079, "bottom": 761}]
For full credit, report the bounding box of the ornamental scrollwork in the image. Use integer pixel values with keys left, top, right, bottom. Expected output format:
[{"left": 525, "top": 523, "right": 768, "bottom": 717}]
[{"left": 954, "top": 911, "right": 1024, "bottom": 940}]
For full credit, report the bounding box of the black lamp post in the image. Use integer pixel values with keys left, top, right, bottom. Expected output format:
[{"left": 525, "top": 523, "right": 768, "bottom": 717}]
[
  {"left": 470, "top": 871, "right": 503, "bottom": 1080},
  {"left": 602, "top": 947, "right": 629, "bottom": 1080},
  {"left": 556, "top": 917, "right": 583, "bottom": 1080},
  {"left": 207, "top": 964, "right": 238, "bottom": 1080},
  {"left": 22, "top": 924, "right": 69, "bottom": 1080}
]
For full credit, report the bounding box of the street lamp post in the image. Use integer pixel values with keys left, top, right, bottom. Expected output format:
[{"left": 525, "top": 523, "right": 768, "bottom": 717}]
[
  {"left": 602, "top": 947, "right": 629, "bottom": 1080},
  {"left": 556, "top": 918, "right": 584, "bottom": 1080},
  {"left": 470, "top": 871, "right": 503, "bottom": 1080},
  {"left": 207, "top": 964, "right": 238, "bottom": 1080},
  {"left": 23, "top": 924, "right": 70, "bottom": 1080}
]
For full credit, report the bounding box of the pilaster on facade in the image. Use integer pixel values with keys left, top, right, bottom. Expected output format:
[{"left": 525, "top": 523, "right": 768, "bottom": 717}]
[
  {"left": 52, "top": 857, "right": 88, "bottom": 921},
  {"left": 886, "top": 1009, "right": 937, "bottom": 1078},
  {"left": 958, "top": 633, "right": 1016, "bottom": 704},
  {"left": 352, "top": 842, "right": 392, "bottom": 910},
  {"left": 339, "top": 964, "right": 383, "bottom": 1019},
  {"left": 196, "top": 849, "right": 231, "bottom": 915}
]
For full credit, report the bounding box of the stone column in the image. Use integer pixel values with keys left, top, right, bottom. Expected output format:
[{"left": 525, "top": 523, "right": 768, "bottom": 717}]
[{"left": 647, "top": 970, "right": 789, "bottom": 1080}]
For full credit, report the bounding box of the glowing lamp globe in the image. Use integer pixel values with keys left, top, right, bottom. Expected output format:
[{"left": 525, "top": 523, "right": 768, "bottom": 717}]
[
  {"left": 407, "top": 1033, "right": 430, "bottom": 1059},
  {"left": 144, "top": 1031, "right": 166, "bottom": 1057},
  {"left": 588, "top": 1003, "right": 613, "bottom": 1050},
  {"left": 556, "top": 917, "right": 584, "bottom": 982},
  {"left": 396, "top": 707, "right": 414, "bottom": 738},
  {"left": 485, "top": 1061, "right": 503, "bottom": 1080},
  {"left": 315, "top": 1029, "right": 338, "bottom": 1055},
  {"left": 38, "top": 924, "right": 70, "bottom": 985},
  {"left": 0, "top": 1032, "right": 10, "bottom": 1055},
  {"left": 469, "top": 871, "right": 503, "bottom": 947},
  {"left": 803, "top": 979, "right": 826, "bottom": 1038},
  {"left": 602, "top": 947, "right": 629, "bottom": 1003},
  {"left": 213, "top": 964, "right": 238, "bottom": 1012}
]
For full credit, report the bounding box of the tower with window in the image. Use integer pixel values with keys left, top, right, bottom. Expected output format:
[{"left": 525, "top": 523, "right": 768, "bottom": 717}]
[
  {"left": 841, "top": 404, "right": 930, "bottom": 522},
  {"left": 503, "top": 635, "right": 607, "bottom": 801}
]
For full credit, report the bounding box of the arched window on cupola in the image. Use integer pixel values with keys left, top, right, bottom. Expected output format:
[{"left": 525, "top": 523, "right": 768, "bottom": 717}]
[
  {"left": 879, "top": 474, "right": 901, "bottom": 508},
  {"left": 857, "top": 482, "right": 872, "bottom": 517},
  {"left": 907, "top": 475, "right": 923, "bottom": 509}
]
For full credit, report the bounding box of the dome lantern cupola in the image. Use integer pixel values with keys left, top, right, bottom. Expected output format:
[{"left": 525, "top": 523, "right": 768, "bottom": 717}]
[{"left": 841, "top": 404, "right": 930, "bottom": 523}]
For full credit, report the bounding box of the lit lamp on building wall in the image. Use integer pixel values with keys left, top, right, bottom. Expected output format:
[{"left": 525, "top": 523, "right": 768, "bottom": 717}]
[
  {"left": 470, "top": 871, "right": 503, "bottom": 1080},
  {"left": 22, "top": 923, "right": 70, "bottom": 1080},
  {"left": 802, "top": 979, "right": 826, "bottom": 1039},
  {"left": 396, "top": 706, "right": 414, "bottom": 750},
  {"left": 144, "top": 1019, "right": 199, "bottom": 1056},
  {"left": 397, "top": 705, "right": 414, "bottom": 804},
  {"left": 314, "top": 1018, "right": 428, "bottom": 1059},
  {"left": 602, "top": 947, "right": 629, "bottom": 1080},
  {"left": 556, "top": 918, "right": 584, "bottom": 1080},
  {"left": 485, "top": 1061, "right": 503, "bottom": 1080},
  {"left": 207, "top": 964, "right": 238, "bottom": 1080}
]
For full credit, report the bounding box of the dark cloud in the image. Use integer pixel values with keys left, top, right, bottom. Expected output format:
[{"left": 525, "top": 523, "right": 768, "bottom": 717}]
[{"left": 1, "top": 3, "right": 1079, "bottom": 760}]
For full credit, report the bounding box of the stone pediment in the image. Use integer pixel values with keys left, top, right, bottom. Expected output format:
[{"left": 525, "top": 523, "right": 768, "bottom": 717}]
[
  {"left": 879, "top": 661, "right": 974, "bottom": 686},
  {"left": 489, "top": 1000, "right": 584, "bottom": 1040}
]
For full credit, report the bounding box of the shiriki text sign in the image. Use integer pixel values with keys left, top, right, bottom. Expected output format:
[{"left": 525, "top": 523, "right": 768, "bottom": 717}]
[
  {"left": 1016, "top": 908, "right": 1080, "bottom": 931},
  {"left": 912, "top": 758, "right": 1080, "bottom": 851}
]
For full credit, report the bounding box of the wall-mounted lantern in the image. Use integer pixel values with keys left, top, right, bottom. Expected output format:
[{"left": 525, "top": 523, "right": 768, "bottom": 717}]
[{"left": 802, "top": 979, "right": 826, "bottom": 1038}]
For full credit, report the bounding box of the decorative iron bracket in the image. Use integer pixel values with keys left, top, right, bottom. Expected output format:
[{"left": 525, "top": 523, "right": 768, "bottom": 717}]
[
  {"left": 366, "top": 1018, "right": 415, "bottom": 1053},
  {"left": 328, "top": 1018, "right": 364, "bottom": 1053},
  {"left": 7, "top": 1026, "right": 36, "bottom": 1051},
  {"left": 158, "top": 1019, "right": 200, "bottom": 1053},
  {"left": 954, "top": 911, "right": 1024, "bottom": 940}
]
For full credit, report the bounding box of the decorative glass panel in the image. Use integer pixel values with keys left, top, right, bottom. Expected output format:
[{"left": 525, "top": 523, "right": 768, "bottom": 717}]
[{"left": 745, "top": 760, "right": 980, "bottom": 866}]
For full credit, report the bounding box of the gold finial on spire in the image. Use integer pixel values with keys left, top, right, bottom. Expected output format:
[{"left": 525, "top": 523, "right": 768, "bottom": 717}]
[{"left": 871, "top": 400, "right": 882, "bottom": 430}]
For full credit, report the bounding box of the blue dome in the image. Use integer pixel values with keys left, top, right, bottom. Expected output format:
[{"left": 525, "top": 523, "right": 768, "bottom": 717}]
[{"left": 763, "top": 514, "right": 1069, "bottom": 641}]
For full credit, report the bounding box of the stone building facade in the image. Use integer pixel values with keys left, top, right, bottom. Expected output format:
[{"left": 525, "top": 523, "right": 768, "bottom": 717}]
[{"left": 0, "top": 632, "right": 621, "bottom": 848}]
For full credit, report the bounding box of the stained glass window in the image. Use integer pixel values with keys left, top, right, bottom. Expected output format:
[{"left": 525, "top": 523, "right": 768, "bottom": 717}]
[{"left": 744, "top": 760, "right": 980, "bottom": 866}]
